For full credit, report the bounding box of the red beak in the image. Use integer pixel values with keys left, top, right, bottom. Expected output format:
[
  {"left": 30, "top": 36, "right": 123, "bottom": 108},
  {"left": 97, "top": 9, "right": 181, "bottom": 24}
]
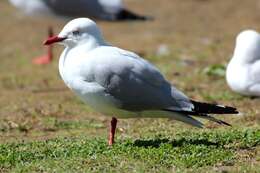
[{"left": 44, "top": 36, "right": 66, "bottom": 45}]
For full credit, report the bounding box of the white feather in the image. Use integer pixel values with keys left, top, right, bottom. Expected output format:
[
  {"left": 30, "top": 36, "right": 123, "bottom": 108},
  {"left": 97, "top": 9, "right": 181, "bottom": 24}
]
[{"left": 226, "top": 30, "right": 260, "bottom": 96}]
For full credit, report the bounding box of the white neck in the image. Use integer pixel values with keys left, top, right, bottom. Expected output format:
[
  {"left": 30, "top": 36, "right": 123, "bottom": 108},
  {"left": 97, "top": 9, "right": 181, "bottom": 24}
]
[
  {"left": 232, "top": 46, "right": 260, "bottom": 65},
  {"left": 59, "top": 36, "right": 108, "bottom": 82},
  {"left": 79, "top": 36, "right": 106, "bottom": 51}
]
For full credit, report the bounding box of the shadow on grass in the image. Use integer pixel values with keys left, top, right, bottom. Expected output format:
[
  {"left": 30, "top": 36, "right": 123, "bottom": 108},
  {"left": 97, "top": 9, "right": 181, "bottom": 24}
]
[{"left": 133, "top": 138, "right": 220, "bottom": 148}]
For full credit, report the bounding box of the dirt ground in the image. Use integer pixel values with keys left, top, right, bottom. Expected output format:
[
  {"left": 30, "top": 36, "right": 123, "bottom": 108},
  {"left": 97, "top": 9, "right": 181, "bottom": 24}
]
[{"left": 0, "top": 0, "right": 259, "bottom": 143}]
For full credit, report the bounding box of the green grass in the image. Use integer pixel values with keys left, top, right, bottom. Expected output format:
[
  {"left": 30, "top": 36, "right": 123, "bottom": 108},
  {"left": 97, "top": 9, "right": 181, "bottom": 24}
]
[{"left": 0, "top": 128, "right": 259, "bottom": 172}]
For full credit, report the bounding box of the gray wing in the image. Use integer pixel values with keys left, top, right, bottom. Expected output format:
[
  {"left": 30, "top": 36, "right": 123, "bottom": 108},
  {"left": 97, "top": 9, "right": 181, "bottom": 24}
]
[
  {"left": 250, "top": 60, "right": 260, "bottom": 83},
  {"left": 89, "top": 47, "right": 193, "bottom": 112},
  {"left": 42, "top": 0, "right": 118, "bottom": 20},
  {"left": 248, "top": 60, "right": 260, "bottom": 95}
]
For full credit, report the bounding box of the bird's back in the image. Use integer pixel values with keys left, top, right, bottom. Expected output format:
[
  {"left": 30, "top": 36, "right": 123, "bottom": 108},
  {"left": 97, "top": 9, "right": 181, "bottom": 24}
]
[
  {"left": 43, "top": 0, "right": 119, "bottom": 20},
  {"left": 72, "top": 46, "right": 192, "bottom": 112}
]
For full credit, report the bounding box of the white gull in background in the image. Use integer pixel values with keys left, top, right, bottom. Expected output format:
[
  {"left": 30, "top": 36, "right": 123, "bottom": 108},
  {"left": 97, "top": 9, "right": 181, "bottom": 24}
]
[
  {"left": 44, "top": 18, "right": 238, "bottom": 145},
  {"left": 226, "top": 30, "right": 260, "bottom": 96},
  {"left": 9, "top": 0, "right": 150, "bottom": 21},
  {"left": 9, "top": 0, "right": 151, "bottom": 65}
]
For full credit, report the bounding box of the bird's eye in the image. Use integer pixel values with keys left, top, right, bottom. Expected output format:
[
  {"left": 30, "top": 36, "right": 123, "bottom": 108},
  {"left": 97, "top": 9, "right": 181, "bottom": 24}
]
[{"left": 72, "top": 30, "right": 80, "bottom": 35}]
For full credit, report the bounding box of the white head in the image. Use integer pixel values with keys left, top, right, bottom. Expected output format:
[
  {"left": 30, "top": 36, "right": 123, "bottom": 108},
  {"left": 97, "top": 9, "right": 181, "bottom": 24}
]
[
  {"left": 44, "top": 18, "right": 105, "bottom": 48},
  {"left": 232, "top": 29, "right": 260, "bottom": 64}
]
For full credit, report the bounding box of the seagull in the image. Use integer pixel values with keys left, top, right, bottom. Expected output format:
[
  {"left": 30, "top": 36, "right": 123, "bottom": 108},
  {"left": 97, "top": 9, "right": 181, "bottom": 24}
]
[
  {"left": 226, "top": 30, "right": 260, "bottom": 97},
  {"left": 9, "top": 0, "right": 151, "bottom": 65},
  {"left": 8, "top": 0, "right": 150, "bottom": 21},
  {"left": 44, "top": 18, "right": 238, "bottom": 145}
]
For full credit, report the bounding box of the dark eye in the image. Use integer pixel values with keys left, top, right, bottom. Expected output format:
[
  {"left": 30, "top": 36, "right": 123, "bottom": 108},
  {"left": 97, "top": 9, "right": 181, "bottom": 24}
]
[{"left": 72, "top": 30, "right": 80, "bottom": 35}]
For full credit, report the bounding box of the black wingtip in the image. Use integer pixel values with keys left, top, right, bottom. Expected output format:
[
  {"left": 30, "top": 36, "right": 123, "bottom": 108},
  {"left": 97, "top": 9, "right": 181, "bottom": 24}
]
[
  {"left": 212, "top": 118, "right": 232, "bottom": 126},
  {"left": 193, "top": 114, "right": 232, "bottom": 127},
  {"left": 191, "top": 100, "right": 239, "bottom": 115},
  {"left": 115, "top": 9, "right": 154, "bottom": 21},
  {"left": 219, "top": 120, "right": 232, "bottom": 127}
]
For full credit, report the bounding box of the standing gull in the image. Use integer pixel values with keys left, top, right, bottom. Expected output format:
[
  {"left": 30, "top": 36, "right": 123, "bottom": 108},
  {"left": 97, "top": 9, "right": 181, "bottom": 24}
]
[
  {"left": 9, "top": 0, "right": 150, "bottom": 65},
  {"left": 226, "top": 30, "right": 260, "bottom": 96},
  {"left": 45, "top": 18, "right": 238, "bottom": 145}
]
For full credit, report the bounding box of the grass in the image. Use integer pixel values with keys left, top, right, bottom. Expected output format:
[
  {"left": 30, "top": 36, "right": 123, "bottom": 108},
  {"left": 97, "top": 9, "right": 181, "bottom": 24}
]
[
  {"left": 1, "top": 0, "right": 260, "bottom": 172},
  {"left": 1, "top": 128, "right": 259, "bottom": 172}
]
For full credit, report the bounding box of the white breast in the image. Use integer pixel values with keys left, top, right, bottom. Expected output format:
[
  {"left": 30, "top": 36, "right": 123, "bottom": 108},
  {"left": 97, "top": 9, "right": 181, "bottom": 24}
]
[
  {"left": 58, "top": 47, "right": 137, "bottom": 118},
  {"left": 226, "top": 60, "right": 250, "bottom": 95}
]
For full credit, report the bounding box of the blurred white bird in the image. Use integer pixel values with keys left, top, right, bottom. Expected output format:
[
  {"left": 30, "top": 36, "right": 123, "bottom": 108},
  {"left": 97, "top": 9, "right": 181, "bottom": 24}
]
[
  {"left": 9, "top": 0, "right": 151, "bottom": 65},
  {"left": 44, "top": 18, "right": 238, "bottom": 145},
  {"left": 9, "top": 0, "right": 150, "bottom": 21},
  {"left": 226, "top": 30, "right": 260, "bottom": 96}
]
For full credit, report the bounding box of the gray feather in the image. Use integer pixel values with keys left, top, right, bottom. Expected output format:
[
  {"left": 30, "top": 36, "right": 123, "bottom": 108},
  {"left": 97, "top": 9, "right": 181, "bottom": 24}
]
[
  {"left": 169, "top": 113, "right": 204, "bottom": 128},
  {"left": 43, "top": 0, "right": 118, "bottom": 20},
  {"left": 86, "top": 47, "right": 194, "bottom": 112}
]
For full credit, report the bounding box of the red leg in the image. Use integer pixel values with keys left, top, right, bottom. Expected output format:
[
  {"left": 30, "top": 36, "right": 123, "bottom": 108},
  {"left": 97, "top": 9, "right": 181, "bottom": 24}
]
[
  {"left": 33, "top": 27, "right": 53, "bottom": 65},
  {"left": 109, "top": 117, "right": 117, "bottom": 146}
]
